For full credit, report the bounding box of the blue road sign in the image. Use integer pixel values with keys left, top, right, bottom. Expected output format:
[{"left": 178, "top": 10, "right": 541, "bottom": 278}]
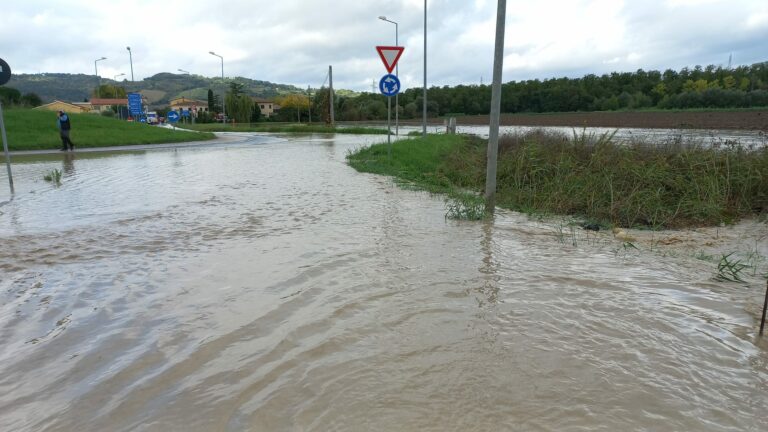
[
  {"left": 379, "top": 74, "right": 401, "bottom": 97},
  {"left": 128, "top": 93, "right": 143, "bottom": 115},
  {"left": 181, "top": 109, "right": 190, "bottom": 118},
  {"left": 167, "top": 110, "right": 180, "bottom": 123},
  {"left": 0, "top": 58, "right": 11, "bottom": 86}
]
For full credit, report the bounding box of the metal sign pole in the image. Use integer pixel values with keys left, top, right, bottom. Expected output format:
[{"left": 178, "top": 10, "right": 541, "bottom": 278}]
[
  {"left": 760, "top": 279, "right": 768, "bottom": 335},
  {"left": 387, "top": 96, "right": 392, "bottom": 158},
  {"left": 0, "top": 101, "right": 14, "bottom": 194}
]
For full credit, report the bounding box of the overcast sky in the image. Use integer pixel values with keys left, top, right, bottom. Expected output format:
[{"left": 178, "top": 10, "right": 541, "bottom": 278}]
[{"left": 1, "top": 0, "right": 766, "bottom": 92}]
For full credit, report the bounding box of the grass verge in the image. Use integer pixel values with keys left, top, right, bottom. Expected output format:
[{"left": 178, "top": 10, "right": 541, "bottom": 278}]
[
  {"left": 2, "top": 109, "right": 215, "bottom": 151},
  {"left": 346, "top": 134, "right": 488, "bottom": 220},
  {"left": 179, "top": 123, "right": 388, "bottom": 135},
  {"left": 346, "top": 130, "right": 768, "bottom": 228}
]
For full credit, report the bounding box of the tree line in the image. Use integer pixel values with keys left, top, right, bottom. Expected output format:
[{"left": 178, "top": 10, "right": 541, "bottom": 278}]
[
  {"left": 5, "top": 61, "right": 767, "bottom": 122},
  {"left": 0, "top": 86, "right": 42, "bottom": 107},
  {"left": 324, "top": 61, "right": 768, "bottom": 121}
]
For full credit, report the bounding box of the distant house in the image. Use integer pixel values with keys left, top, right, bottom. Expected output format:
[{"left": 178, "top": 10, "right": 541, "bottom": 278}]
[
  {"left": 169, "top": 97, "right": 208, "bottom": 116},
  {"left": 34, "top": 100, "right": 91, "bottom": 114},
  {"left": 253, "top": 98, "right": 279, "bottom": 118},
  {"left": 87, "top": 98, "right": 130, "bottom": 113}
]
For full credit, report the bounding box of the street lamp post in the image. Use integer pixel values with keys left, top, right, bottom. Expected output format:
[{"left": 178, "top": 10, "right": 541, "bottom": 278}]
[
  {"left": 209, "top": 51, "right": 225, "bottom": 125},
  {"left": 113, "top": 73, "right": 125, "bottom": 97},
  {"left": 126, "top": 47, "right": 134, "bottom": 81},
  {"left": 94, "top": 56, "right": 107, "bottom": 98},
  {"left": 178, "top": 69, "right": 190, "bottom": 75},
  {"left": 378, "top": 16, "right": 399, "bottom": 136}
]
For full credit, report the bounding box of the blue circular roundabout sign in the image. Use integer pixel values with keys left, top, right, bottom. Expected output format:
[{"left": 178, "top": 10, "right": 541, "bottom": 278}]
[{"left": 379, "top": 74, "right": 401, "bottom": 97}]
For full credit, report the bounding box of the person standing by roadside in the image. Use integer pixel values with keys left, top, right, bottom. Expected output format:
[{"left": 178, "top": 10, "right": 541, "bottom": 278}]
[{"left": 57, "top": 111, "right": 74, "bottom": 151}]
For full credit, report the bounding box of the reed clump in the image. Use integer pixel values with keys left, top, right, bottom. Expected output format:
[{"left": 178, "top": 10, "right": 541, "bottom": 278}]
[{"left": 445, "top": 129, "right": 768, "bottom": 228}]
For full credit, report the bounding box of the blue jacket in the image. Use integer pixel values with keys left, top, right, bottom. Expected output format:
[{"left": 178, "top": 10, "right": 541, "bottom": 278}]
[{"left": 58, "top": 114, "right": 71, "bottom": 131}]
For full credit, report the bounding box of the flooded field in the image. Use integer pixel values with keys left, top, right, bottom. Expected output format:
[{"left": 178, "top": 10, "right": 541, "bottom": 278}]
[{"left": 1, "top": 133, "right": 767, "bottom": 431}]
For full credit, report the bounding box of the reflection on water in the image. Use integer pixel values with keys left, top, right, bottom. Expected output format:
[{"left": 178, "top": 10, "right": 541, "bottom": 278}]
[{"left": 0, "top": 133, "right": 767, "bottom": 431}]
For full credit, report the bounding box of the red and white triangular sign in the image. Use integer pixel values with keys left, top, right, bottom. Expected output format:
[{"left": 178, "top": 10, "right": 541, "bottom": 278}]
[{"left": 376, "top": 46, "right": 404, "bottom": 74}]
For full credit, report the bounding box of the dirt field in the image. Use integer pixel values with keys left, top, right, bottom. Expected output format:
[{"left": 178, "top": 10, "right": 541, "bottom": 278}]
[{"left": 451, "top": 110, "right": 768, "bottom": 131}]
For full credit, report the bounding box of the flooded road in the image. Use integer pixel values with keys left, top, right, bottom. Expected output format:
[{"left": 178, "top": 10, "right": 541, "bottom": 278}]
[{"left": 1, "top": 133, "right": 767, "bottom": 431}]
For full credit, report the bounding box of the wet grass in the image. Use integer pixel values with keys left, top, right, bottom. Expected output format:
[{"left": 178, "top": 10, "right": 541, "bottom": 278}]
[
  {"left": 346, "top": 130, "right": 768, "bottom": 228},
  {"left": 43, "top": 169, "right": 62, "bottom": 186},
  {"left": 346, "top": 134, "right": 488, "bottom": 220},
  {"left": 179, "top": 123, "right": 388, "bottom": 135},
  {"left": 2, "top": 109, "right": 215, "bottom": 151}
]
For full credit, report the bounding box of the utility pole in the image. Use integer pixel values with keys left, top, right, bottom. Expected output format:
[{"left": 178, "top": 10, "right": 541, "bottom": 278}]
[
  {"left": 0, "top": 101, "right": 14, "bottom": 194},
  {"left": 484, "top": 0, "right": 507, "bottom": 212},
  {"left": 422, "top": 0, "right": 427, "bottom": 137},
  {"left": 329, "top": 65, "right": 335, "bottom": 126},
  {"left": 307, "top": 85, "right": 312, "bottom": 123}
]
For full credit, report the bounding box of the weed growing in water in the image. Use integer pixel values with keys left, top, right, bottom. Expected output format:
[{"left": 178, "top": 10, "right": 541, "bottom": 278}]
[
  {"left": 715, "top": 252, "right": 749, "bottom": 283},
  {"left": 43, "top": 169, "right": 62, "bottom": 186},
  {"left": 445, "top": 192, "right": 487, "bottom": 221}
]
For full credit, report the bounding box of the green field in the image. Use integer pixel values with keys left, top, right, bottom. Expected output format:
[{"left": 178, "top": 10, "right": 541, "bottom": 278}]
[
  {"left": 178, "top": 123, "right": 388, "bottom": 135},
  {"left": 347, "top": 132, "right": 768, "bottom": 228},
  {"left": 1, "top": 109, "right": 215, "bottom": 151}
]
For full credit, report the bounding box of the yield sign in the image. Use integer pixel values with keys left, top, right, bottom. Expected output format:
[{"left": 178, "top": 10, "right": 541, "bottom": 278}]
[{"left": 376, "top": 46, "right": 404, "bottom": 74}]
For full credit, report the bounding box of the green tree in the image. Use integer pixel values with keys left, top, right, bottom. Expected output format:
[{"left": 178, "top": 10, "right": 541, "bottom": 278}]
[
  {"left": 277, "top": 94, "right": 310, "bottom": 122},
  {"left": 20, "top": 92, "right": 42, "bottom": 107},
  {"left": 225, "top": 82, "right": 253, "bottom": 123},
  {"left": 207, "top": 89, "right": 215, "bottom": 112},
  {"left": 0, "top": 86, "right": 22, "bottom": 105},
  {"left": 250, "top": 103, "right": 262, "bottom": 122}
]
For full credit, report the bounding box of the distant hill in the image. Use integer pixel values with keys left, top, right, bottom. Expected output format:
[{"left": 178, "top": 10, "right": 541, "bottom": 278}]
[{"left": 5, "top": 72, "right": 304, "bottom": 107}]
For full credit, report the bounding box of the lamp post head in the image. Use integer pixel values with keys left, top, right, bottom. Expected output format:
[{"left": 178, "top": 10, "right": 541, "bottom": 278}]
[
  {"left": 379, "top": 15, "right": 387, "bottom": 20},
  {"left": 126, "top": 46, "right": 130, "bottom": 51},
  {"left": 98, "top": 57, "right": 106, "bottom": 61}
]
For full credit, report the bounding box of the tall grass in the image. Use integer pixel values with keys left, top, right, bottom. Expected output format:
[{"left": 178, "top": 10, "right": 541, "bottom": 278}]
[
  {"left": 347, "top": 130, "right": 768, "bottom": 228},
  {"left": 3, "top": 109, "right": 215, "bottom": 151},
  {"left": 480, "top": 130, "right": 768, "bottom": 228}
]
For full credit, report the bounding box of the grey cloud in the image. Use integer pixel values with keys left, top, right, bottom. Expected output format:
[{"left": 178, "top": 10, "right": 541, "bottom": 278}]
[{"left": 1, "top": 0, "right": 766, "bottom": 91}]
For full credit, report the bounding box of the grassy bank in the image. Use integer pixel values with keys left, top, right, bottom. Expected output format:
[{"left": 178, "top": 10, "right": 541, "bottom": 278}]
[
  {"left": 2, "top": 109, "right": 215, "bottom": 151},
  {"left": 347, "top": 131, "right": 768, "bottom": 228},
  {"left": 178, "top": 123, "right": 387, "bottom": 135}
]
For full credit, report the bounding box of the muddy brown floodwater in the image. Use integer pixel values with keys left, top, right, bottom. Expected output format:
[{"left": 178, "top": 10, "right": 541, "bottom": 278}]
[{"left": 0, "top": 133, "right": 767, "bottom": 431}]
